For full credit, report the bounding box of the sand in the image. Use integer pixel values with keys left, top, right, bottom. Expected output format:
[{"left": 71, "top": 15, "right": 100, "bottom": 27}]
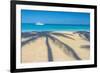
[{"left": 21, "top": 31, "right": 90, "bottom": 63}]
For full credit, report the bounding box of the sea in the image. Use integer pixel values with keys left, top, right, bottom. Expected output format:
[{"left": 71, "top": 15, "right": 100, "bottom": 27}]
[{"left": 21, "top": 23, "right": 90, "bottom": 32}]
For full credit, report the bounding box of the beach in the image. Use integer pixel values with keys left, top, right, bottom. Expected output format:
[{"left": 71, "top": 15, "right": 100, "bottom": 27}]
[{"left": 21, "top": 31, "right": 90, "bottom": 63}]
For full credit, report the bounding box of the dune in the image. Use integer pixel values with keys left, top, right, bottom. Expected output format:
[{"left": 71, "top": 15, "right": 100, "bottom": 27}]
[{"left": 21, "top": 31, "right": 90, "bottom": 63}]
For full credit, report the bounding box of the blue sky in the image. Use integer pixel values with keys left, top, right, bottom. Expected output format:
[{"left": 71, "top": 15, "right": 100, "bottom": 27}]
[{"left": 21, "top": 9, "right": 90, "bottom": 25}]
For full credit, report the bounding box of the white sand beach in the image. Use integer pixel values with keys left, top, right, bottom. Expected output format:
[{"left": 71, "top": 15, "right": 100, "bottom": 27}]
[{"left": 21, "top": 31, "right": 90, "bottom": 63}]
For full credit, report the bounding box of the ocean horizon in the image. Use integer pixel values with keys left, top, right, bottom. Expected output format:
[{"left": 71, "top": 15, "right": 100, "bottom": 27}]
[{"left": 21, "top": 23, "right": 90, "bottom": 32}]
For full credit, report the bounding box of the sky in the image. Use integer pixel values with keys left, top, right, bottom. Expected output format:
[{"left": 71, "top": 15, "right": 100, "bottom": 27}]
[{"left": 21, "top": 9, "right": 90, "bottom": 25}]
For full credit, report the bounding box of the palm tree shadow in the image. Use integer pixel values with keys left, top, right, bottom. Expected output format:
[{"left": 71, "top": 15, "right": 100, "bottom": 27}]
[
  {"left": 51, "top": 32, "right": 75, "bottom": 40},
  {"left": 73, "top": 31, "right": 90, "bottom": 41},
  {"left": 80, "top": 45, "right": 90, "bottom": 50},
  {"left": 21, "top": 35, "right": 40, "bottom": 47},
  {"left": 21, "top": 31, "right": 82, "bottom": 61},
  {"left": 47, "top": 34, "right": 81, "bottom": 60},
  {"left": 45, "top": 36, "right": 53, "bottom": 61},
  {"left": 22, "top": 32, "right": 37, "bottom": 38}
]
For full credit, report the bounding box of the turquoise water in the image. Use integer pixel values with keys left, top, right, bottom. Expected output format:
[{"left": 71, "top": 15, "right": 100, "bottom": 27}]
[{"left": 21, "top": 23, "right": 90, "bottom": 32}]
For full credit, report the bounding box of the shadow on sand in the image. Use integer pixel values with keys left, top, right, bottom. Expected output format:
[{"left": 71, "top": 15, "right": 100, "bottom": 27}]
[
  {"left": 73, "top": 31, "right": 90, "bottom": 41},
  {"left": 21, "top": 31, "right": 86, "bottom": 61}
]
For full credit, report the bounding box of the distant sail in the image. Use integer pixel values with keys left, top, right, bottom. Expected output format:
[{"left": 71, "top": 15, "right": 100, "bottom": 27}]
[{"left": 35, "top": 22, "right": 44, "bottom": 25}]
